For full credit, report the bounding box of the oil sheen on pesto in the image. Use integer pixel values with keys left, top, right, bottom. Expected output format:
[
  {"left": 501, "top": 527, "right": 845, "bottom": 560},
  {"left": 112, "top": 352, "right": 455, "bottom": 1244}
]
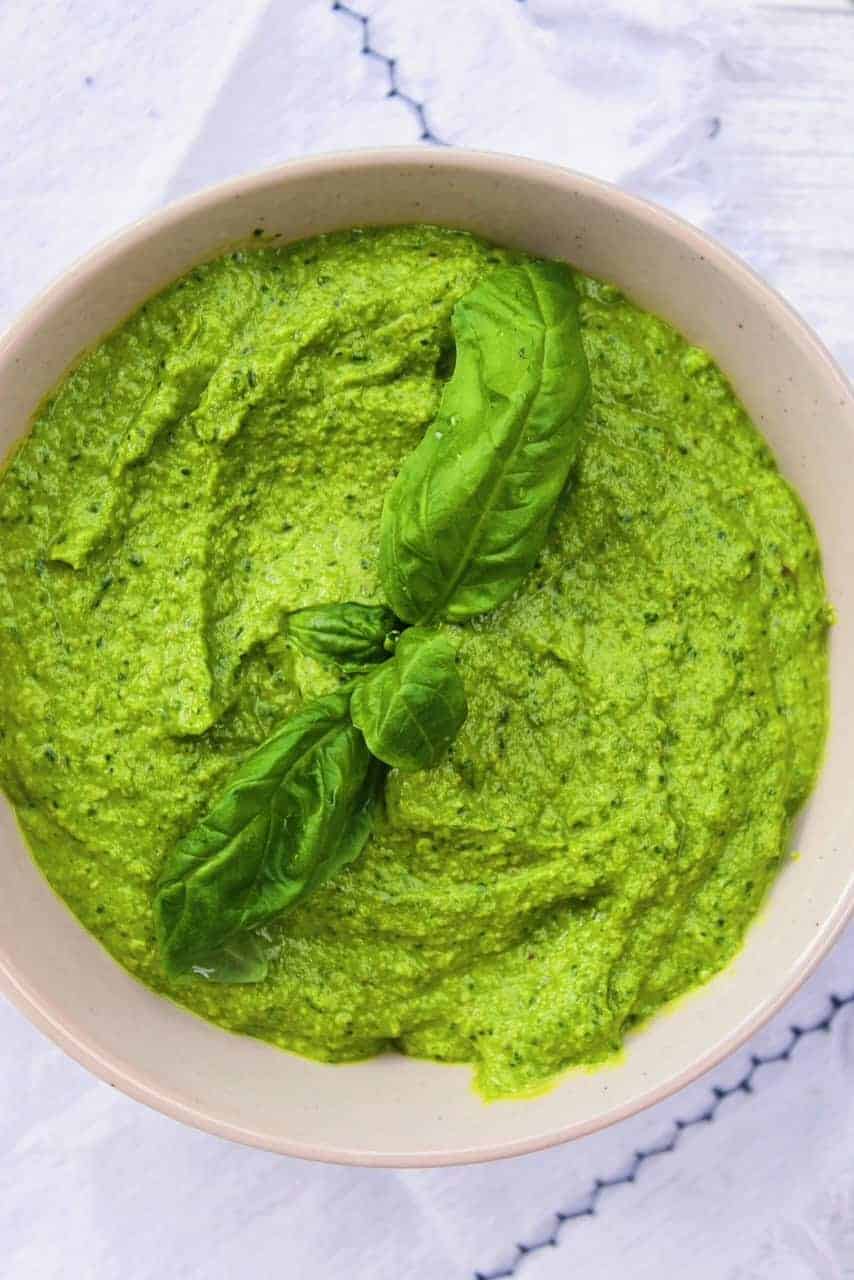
[{"left": 0, "top": 226, "right": 830, "bottom": 1100}]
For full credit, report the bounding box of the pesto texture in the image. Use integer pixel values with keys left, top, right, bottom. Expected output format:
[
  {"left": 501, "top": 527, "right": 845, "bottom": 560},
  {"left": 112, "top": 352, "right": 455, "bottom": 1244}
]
[{"left": 0, "top": 226, "right": 830, "bottom": 1098}]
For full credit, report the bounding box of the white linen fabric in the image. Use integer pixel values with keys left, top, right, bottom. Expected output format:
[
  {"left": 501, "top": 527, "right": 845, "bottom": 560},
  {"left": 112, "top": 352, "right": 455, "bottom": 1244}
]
[{"left": 1, "top": 3, "right": 852, "bottom": 1276}]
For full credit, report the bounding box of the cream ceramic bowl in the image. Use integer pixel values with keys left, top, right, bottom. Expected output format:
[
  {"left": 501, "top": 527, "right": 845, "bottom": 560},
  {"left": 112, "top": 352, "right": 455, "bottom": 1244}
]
[{"left": 1, "top": 150, "right": 852, "bottom": 1167}]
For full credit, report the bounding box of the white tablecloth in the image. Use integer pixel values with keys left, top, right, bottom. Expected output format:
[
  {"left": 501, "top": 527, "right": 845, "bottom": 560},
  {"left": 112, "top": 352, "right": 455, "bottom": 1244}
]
[{"left": 1, "top": 3, "right": 852, "bottom": 1276}]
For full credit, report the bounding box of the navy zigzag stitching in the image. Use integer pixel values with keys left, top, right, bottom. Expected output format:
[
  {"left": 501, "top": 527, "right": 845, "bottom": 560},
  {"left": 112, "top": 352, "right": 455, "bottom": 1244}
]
[
  {"left": 331, "top": 3, "right": 446, "bottom": 145},
  {"left": 475, "top": 990, "right": 854, "bottom": 1278}
]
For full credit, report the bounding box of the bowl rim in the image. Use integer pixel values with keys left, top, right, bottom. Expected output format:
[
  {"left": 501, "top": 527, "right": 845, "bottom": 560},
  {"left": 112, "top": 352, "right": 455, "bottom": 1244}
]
[{"left": 1, "top": 146, "right": 852, "bottom": 1167}]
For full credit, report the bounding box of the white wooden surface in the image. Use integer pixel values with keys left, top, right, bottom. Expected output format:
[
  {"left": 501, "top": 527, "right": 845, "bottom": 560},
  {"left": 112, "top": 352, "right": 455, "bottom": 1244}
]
[{"left": 1, "top": 3, "right": 852, "bottom": 1276}]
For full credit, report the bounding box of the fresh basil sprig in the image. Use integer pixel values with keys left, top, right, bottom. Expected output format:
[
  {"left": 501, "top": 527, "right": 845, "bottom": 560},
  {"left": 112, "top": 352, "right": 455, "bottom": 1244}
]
[
  {"left": 285, "top": 602, "right": 399, "bottom": 673},
  {"left": 379, "top": 262, "right": 590, "bottom": 623},
  {"left": 155, "top": 258, "right": 592, "bottom": 984},
  {"left": 153, "top": 687, "right": 384, "bottom": 980},
  {"left": 351, "top": 628, "right": 467, "bottom": 772}
]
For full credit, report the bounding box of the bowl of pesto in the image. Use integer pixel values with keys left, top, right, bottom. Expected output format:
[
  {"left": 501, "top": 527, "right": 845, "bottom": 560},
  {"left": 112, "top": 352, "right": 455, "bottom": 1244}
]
[{"left": 0, "top": 150, "right": 852, "bottom": 1166}]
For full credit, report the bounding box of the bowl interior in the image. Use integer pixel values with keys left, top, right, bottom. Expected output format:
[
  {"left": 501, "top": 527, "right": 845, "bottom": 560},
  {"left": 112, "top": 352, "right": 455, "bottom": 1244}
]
[{"left": 1, "top": 151, "right": 853, "bottom": 1165}]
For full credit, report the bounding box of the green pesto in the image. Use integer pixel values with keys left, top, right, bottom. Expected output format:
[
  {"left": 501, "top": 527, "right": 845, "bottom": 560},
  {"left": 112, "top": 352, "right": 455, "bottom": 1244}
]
[{"left": 0, "top": 226, "right": 830, "bottom": 1099}]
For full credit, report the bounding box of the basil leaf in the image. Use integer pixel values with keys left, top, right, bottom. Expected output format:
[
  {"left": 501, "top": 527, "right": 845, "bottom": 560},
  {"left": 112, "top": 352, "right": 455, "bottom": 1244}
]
[
  {"left": 350, "top": 628, "right": 467, "bottom": 772},
  {"left": 154, "top": 687, "right": 383, "bottom": 980},
  {"left": 189, "top": 931, "right": 270, "bottom": 984},
  {"left": 379, "top": 261, "right": 591, "bottom": 623},
  {"left": 286, "top": 602, "right": 399, "bottom": 672}
]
